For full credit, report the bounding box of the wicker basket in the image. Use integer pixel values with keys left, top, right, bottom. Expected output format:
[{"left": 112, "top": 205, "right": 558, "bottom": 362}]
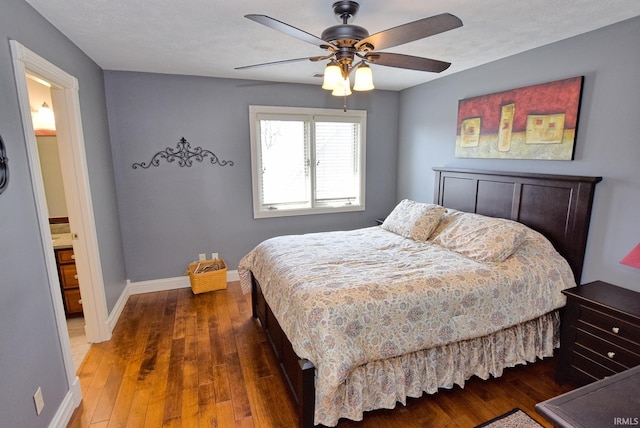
[{"left": 186, "top": 259, "right": 227, "bottom": 294}]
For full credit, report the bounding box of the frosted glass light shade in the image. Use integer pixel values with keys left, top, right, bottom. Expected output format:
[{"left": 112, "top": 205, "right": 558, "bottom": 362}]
[
  {"left": 322, "top": 62, "right": 343, "bottom": 90},
  {"left": 33, "top": 102, "right": 56, "bottom": 131},
  {"left": 353, "top": 64, "right": 374, "bottom": 91},
  {"left": 331, "top": 77, "right": 352, "bottom": 96}
]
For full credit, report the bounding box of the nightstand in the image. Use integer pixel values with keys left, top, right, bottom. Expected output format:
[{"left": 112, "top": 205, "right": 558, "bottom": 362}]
[{"left": 556, "top": 281, "right": 640, "bottom": 386}]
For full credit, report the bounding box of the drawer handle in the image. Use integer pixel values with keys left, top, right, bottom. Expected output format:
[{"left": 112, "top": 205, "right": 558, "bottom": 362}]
[
  {"left": 612, "top": 327, "right": 620, "bottom": 334},
  {"left": 71, "top": 254, "right": 75, "bottom": 260},
  {"left": 607, "top": 351, "right": 616, "bottom": 359},
  {"left": 74, "top": 275, "right": 78, "bottom": 280}
]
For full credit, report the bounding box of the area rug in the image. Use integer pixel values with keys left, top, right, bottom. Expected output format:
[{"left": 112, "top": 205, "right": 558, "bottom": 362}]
[{"left": 475, "top": 408, "right": 544, "bottom": 428}]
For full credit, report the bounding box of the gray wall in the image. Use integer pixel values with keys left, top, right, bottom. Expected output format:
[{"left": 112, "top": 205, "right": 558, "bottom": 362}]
[
  {"left": 2, "top": 2, "right": 637, "bottom": 425},
  {"left": 104, "top": 71, "right": 399, "bottom": 281},
  {"left": 0, "top": 1, "right": 126, "bottom": 426},
  {"left": 398, "top": 16, "right": 640, "bottom": 292}
]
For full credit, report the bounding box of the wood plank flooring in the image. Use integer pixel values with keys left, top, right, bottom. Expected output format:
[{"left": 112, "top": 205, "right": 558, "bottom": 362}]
[{"left": 68, "top": 282, "right": 574, "bottom": 427}]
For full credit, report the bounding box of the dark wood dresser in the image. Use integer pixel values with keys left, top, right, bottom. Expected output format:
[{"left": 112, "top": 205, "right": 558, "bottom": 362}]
[{"left": 557, "top": 281, "right": 640, "bottom": 386}]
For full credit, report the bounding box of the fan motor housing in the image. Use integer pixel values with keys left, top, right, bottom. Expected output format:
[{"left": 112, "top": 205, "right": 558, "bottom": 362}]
[{"left": 321, "top": 24, "right": 369, "bottom": 45}]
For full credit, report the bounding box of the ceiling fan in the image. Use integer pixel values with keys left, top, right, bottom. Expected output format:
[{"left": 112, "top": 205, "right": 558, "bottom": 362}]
[{"left": 236, "top": 1, "right": 463, "bottom": 96}]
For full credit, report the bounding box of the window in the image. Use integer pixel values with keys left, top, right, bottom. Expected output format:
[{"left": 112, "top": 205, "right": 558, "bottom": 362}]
[{"left": 249, "top": 106, "right": 366, "bottom": 218}]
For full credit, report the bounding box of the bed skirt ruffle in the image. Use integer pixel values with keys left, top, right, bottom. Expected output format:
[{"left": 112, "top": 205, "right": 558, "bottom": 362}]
[{"left": 316, "top": 310, "right": 560, "bottom": 426}]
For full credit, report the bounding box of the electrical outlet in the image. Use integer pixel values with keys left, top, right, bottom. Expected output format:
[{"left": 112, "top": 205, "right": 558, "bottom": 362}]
[
  {"left": 34, "top": 387, "right": 44, "bottom": 415},
  {"left": 211, "top": 252, "right": 218, "bottom": 260},
  {"left": 198, "top": 253, "right": 206, "bottom": 261}
]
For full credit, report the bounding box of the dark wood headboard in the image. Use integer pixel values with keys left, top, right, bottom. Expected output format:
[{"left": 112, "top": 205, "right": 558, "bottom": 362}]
[{"left": 433, "top": 168, "right": 602, "bottom": 284}]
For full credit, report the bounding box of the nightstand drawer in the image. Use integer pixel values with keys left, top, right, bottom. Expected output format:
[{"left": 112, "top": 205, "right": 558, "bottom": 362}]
[
  {"left": 575, "top": 329, "right": 640, "bottom": 370},
  {"left": 578, "top": 305, "right": 640, "bottom": 348},
  {"left": 568, "top": 351, "right": 618, "bottom": 383},
  {"left": 557, "top": 281, "right": 640, "bottom": 386}
]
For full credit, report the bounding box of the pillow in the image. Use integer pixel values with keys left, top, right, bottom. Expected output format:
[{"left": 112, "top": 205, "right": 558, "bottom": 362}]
[
  {"left": 381, "top": 199, "right": 446, "bottom": 241},
  {"left": 430, "top": 211, "right": 528, "bottom": 263}
]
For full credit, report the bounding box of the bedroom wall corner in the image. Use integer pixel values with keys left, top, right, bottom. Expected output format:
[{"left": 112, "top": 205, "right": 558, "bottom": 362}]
[{"left": 397, "top": 16, "right": 640, "bottom": 292}]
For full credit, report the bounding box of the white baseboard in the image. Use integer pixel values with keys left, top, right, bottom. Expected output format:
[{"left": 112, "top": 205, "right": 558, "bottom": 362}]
[
  {"left": 107, "top": 283, "right": 130, "bottom": 333},
  {"left": 50, "top": 376, "right": 81, "bottom": 428},
  {"left": 127, "top": 270, "right": 239, "bottom": 295},
  {"left": 128, "top": 275, "right": 191, "bottom": 295},
  {"left": 128, "top": 270, "right": 239, "bottom": 294},
  {"left": 227, "top": 269, "right": 240, "bottom": 282}
]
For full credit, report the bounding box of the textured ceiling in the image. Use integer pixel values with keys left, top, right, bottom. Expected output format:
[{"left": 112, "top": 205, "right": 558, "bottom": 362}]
[{"left": 24, "top": 0, "right": 640, "bottom": 91}]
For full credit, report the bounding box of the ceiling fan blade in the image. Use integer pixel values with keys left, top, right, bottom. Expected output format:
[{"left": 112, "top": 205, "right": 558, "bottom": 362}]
[
  {"left": 355, "top": 13, "right": 462, "bottom": 51},
  {"left": 235, "top": 56, "right": 322, "bottom": 70},
  {"left": 365, "top": 52, "right": 451, "bottom": 73},
  {"left": 245, "top": 14, "right": 332, "bottom": 48}
]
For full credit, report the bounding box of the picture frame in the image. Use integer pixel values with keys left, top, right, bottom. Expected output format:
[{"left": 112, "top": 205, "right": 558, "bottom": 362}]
[{"left": 455, "top": 76, "right": 584, "bottom": 160}]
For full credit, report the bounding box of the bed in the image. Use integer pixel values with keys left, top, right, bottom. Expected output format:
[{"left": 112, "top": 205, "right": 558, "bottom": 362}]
[{"left": 238, "top": 168, "right": 601, "bottom": 427}]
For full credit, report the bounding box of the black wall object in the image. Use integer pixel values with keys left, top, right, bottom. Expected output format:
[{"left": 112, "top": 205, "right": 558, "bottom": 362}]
[
  {"left": 0, "top": 134, "right": 8, "bottom": 194},
  {"left": 132, "top": 137, "right": 234, "bottom": 169}
]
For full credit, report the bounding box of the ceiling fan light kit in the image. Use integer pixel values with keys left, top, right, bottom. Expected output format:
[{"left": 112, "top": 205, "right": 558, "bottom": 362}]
[
  {"left": 237, "top": 1, "right": 462, "bottom": 99},
  {"left": 331, "top": 77, "right": 352, "bottom": 97},
  {"left": 323, "top": 61, "right": 373, "bottom": 94},
  {"left": 322, "top": 61, "right": 343, "bottom": 90},
  {"left": 353, "top": 62, "right": 374, "bottom": 91}
]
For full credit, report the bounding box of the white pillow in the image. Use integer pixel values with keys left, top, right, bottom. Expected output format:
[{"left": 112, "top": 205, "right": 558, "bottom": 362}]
[
  {"left": 381, "top": 200, "right": 446, "bottom": 242},
  {"left": 430, "top": 211, "right": 528, "bottom": 263}
]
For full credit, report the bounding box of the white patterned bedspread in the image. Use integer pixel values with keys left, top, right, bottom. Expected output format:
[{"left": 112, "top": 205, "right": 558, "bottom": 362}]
[{"left": 238, "top": 225, "right": 575, "bottom": 424}]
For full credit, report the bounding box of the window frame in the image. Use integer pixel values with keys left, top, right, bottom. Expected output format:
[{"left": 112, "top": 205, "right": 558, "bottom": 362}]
[{"left": 249, "top": 105, "right": 366, "bottom": 219}]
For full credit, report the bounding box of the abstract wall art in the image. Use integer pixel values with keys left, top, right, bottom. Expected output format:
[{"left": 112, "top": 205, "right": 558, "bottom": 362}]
[{"left": 455, "top": 76, "right": 584, "bottom": 160}]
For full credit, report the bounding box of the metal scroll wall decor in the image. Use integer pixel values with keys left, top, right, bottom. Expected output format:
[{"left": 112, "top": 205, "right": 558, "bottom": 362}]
[
  {"left": 0, "top": 134, "right": 8, "bottom": 194},
  {"left": 132, "top": 137, "right": 234, "bottom": 169}
]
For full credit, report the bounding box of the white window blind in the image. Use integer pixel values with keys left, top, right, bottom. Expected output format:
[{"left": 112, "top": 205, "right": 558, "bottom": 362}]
[
  {"left": 314, "top": 119, "right": 359, "bottom": 204},
  {"left": 249, "top": 106, "right": 366, "bottom": 218}
]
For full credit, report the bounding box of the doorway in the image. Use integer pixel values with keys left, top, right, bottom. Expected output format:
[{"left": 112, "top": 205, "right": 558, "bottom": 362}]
[
  {"left": 10, "top": 40, "right": 110, "bottom": 402},
  {"left": 27, "top": 75, "right": 91, "bottom": 370}
]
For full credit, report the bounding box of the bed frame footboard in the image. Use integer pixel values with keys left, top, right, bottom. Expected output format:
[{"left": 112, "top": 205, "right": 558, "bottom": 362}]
[{"left": 251, "top": 273, "right": 316, "bottom": 428}]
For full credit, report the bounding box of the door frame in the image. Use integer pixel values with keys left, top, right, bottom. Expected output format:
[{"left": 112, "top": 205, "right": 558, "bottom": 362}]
[{"left": 10, "top": 40, "right": 111, "bottom": 392}]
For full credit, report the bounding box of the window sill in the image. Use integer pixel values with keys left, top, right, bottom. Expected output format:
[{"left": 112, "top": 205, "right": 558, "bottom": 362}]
[{"left": 254, "top": 204, "right": 365, "bottom": 219}]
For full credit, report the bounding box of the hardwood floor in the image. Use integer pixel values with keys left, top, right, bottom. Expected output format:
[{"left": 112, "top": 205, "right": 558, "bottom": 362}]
[{"left": 68, "top": 282, "right": 574, "bottom": 428}]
